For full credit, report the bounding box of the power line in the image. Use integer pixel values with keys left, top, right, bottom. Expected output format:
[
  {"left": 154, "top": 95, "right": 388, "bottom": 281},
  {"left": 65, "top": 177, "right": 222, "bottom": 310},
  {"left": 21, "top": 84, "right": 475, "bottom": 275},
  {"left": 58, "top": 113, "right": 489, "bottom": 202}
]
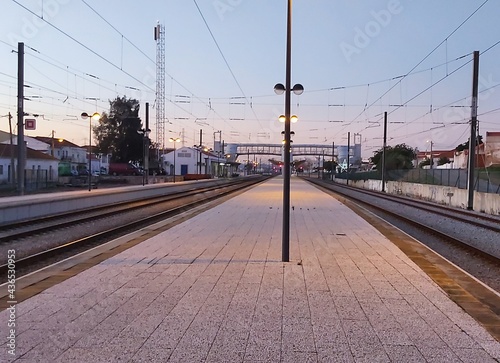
[
  {"left": 192, "top": 0, "right": 264, "bottom": 129},
  {"left": 79, "top": 0, "right": 239, "bottom": 135},
  {"left": 348, "top": 0, "right": 490, "bottom": 125},
  {"left": 80, "top": 0, "right": 156, "bottom": 65},
  {"left": 11, "top": 0, "right": 155, "bottom": 91}
]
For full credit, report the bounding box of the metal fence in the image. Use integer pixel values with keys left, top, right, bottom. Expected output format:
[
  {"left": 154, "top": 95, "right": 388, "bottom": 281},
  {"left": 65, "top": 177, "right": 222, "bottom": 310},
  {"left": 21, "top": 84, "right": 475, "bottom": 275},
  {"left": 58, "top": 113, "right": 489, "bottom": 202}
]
[
  {"left": 333, "top": 168, "right": 500, "bottom": 194},
  {"left": 24, "top": 169, "right": 58, "bottom": 192}
]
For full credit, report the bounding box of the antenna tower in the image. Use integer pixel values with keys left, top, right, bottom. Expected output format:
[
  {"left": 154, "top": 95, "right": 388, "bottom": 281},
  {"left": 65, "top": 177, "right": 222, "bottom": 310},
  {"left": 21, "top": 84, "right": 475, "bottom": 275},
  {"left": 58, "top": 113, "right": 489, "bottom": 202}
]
[{"left": 154, "top": 23, "right": 166, "bottom": 152}]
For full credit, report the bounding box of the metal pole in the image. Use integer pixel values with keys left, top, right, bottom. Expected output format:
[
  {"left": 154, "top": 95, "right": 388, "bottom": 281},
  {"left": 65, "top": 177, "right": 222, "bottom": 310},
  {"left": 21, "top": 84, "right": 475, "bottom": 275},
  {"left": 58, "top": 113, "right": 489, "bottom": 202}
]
[
  {"left": 222, "top": 140, "right": 225, "bottom": 177},
  {"left": 381, "top": 111, "right": 387, "bottom": 192},
  {"left": 346, "top": 132, "right": 350, "bottom": 186},
  {"left": 17, "top": 42, "right": 25, "bottom": 195},
  {"left": 88, "top": 116, "right": 92, "bottom": 191},
  {"left": 332, "top": 141, "right": 335, "bottom": 181},
  {"left": 467, "top": 51, "right": 479, "bottom": 210},
  {"left": 322, "top": 151, "right": 325, "bottom": 179},
  {"left": 282, "top": 0, "right": 292, "bottom": 262},
  {"left": 173, "top": 143, "right": 176, "bottom": 183},
  {"left": 8, "top": 112, "right": 15, "bottom": 185},
  {"left": 429, "top": 141, "right": 433, "bottom": 169},
  {"left": 199, "top": 129, "right": 203, "bottom": 174},
  {"left": 145, "top": 102, "right": 149, "bottom": 184}
]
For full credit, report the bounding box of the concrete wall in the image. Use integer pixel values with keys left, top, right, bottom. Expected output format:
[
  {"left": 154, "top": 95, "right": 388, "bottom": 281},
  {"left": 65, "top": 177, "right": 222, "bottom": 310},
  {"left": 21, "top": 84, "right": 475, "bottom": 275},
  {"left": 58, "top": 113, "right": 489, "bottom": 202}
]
[
  {"left": 0, "top": 177, "right": 259, "bottom": 225},
  {"left": 335, "top": 178, "right": 500, "bottom": 215}
]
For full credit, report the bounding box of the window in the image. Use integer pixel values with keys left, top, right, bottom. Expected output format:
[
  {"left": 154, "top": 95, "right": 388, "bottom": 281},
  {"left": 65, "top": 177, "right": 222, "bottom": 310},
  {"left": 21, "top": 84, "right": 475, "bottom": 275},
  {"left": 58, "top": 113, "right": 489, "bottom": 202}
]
[
  {"left": 0, "top": 165, "right": 3, "bottom": 175},
  {"left": 178, "top": 152, "right": 192, "bottom": 158}
]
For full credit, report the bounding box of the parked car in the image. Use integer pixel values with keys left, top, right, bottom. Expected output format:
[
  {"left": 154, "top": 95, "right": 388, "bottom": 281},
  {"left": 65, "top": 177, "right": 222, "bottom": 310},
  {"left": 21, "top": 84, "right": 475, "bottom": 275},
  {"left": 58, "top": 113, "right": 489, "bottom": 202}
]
[{"left": 108, "top": 163, "right": 143, "bottom": 176}]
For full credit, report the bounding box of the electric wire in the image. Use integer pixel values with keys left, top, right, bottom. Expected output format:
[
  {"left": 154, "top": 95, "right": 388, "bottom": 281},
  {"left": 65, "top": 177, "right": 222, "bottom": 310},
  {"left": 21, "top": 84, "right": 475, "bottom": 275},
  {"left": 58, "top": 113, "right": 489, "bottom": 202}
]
[
  {"left": 192, "top": 0, "right": 264, "bottom": 130},
  {"left": 348, "top": 0, "right": 489, "bottom": 125}
]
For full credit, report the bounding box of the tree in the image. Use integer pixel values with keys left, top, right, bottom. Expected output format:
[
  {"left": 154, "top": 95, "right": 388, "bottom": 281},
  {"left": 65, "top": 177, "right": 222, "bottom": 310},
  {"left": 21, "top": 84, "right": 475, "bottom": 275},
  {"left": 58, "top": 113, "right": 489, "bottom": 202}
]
[
  {"left": 437, "top": 156, "right": 451, "bottom": 166},
  {"left": 370, "top": 143, "right": 416, "bottom": 171},
  {"left": 93, "top": 96, "right": 144, "bottom": 163},
  {"left": 323, "top": 160, "right": 338, "bottom": 173},
  {"left": 455, "top": 135, "right": 483, "bottom": 152}
]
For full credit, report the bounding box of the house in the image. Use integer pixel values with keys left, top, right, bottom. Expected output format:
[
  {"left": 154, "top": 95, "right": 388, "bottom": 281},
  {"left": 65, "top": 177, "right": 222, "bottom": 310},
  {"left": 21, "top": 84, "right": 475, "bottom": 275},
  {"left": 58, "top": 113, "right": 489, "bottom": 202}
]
[
  {"left": 161, "top": 146, "right": 221, "bottom": 176},
  {"left": 0, "top": 144, "right": 59, "bottom": 184},
  {"left": 416, "top": 149, "right": 455, "bottom": 168},
  {"left": 452, "top": 144, "right": 486, "bottom": 169},
  {"left": 485, "top": 131, "right": 500, "bottom": 167}
]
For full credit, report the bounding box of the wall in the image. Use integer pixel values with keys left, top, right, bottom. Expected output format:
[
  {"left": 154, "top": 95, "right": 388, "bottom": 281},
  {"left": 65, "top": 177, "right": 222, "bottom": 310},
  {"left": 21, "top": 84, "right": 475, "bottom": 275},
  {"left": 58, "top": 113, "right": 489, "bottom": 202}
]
[{"left": 335, "top": 178, "right": 500, "bottom": 215}]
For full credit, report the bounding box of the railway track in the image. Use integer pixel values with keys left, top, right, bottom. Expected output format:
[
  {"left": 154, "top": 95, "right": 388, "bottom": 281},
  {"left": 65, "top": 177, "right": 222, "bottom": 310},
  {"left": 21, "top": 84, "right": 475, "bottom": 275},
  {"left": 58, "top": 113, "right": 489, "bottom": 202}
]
[
  {"left": 0, "top": 178, "right": 252, "bottom": 242},
  {"left": 305, "top": 177, "right": 500, "bottom": 267},
  {"left": 0, "top": 177, "right": 268, "bottom": 279}
]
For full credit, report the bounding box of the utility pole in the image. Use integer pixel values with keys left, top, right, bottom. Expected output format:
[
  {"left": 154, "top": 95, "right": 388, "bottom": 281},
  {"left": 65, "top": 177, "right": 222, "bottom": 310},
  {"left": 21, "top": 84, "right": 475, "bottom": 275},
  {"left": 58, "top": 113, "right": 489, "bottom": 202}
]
[
  {"left": 332, "top": 141, "right": 335, "bottom": 181},
  {"left": 222, "top": 140, "right": 225, "bottom": 177},
  {"left": 381, "top": 112, "right": 387, "bottom": 192},
  {"left": 322, "top": 150, "right": 325, "bottom": 179},
  {"left": 17, "top": 42, "right": 25, "bottom": 195},
  {"left": 429, "top": 141, "right": 433, "bottom": 169},
  {"left": 199, "top": 129, "right": 203, "bottom": 174},
  {"left": 8, "top": 112, "right": 15, "bottom": 185},
  {"left": 51, "top": 130, "right": 55, "bottom": 157},
  {"left": 346, "top": 132, "right": 350, "bottom": 186},
  {"left": 145, "top": 102, "right": 150, "bottom": 183},
  {"left": 467, "top": 51, "right": 479, "bottom": 210}
]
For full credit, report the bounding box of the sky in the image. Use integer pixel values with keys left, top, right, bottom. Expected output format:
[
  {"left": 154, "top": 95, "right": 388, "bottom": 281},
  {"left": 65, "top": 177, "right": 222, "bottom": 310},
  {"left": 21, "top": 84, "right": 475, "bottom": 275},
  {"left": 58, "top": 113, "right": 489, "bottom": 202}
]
[{"left": 1, "top": 0, "right": 499, "bottom": 159}]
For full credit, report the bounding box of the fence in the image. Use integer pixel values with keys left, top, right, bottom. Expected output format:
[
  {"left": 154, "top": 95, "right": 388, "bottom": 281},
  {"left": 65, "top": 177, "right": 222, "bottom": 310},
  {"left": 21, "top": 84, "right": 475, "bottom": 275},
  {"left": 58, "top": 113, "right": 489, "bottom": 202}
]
[
  {"left": 333, "top": 168, "right": 500, "bottom": 194},
  {"left": 24, "top": 169, "right": 58, "bottom": 192}
]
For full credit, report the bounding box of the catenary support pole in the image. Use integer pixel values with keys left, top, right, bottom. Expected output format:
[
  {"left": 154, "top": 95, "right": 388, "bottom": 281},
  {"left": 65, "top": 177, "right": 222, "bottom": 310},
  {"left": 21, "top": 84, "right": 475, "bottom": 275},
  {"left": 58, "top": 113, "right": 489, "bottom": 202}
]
[
  {"left": 17, "top": 42, "right": 25, "bottom": 195},
  {"left": 467, "top": 51, "right": 479, "bottom": 210},
  {"left": 346, "top": 132, "right": 350, "bottom": 186},
  {"left": 382, "top": 112, "right": 387, "bottom": 192}
]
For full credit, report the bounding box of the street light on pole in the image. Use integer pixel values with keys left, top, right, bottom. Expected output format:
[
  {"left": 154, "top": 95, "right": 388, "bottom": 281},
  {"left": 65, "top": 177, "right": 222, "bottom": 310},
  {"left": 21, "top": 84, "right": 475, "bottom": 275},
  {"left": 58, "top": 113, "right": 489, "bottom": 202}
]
[
  {"left": 274, "top": 0, "right": 303, "bottom": 262},
  {"left": 81, "top": 112, "right": 100, "bottom": 191},
  {"left": 169, "top": 137, "right": 180, "bottom": 182},
  {"left": 138, "top": 128, "right": 151, "bottom": 186}
]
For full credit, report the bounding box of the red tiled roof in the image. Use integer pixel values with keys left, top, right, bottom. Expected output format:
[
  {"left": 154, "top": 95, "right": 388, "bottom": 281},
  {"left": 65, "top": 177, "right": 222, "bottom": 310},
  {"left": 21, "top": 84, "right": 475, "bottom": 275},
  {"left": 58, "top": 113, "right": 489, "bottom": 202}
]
[{"left": 0, "top": 144, "right": 58, "bottom": 160}]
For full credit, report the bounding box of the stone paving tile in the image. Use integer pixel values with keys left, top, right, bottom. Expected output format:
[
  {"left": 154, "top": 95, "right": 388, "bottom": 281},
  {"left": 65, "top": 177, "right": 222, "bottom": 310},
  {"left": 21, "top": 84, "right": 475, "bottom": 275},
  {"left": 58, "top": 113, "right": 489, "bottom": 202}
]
[
  {"left": 384, "top": 345, "right": 426, "bottom": 362},
  {"left": 2, "top": 177, "right": 500, "bottom": 362}
]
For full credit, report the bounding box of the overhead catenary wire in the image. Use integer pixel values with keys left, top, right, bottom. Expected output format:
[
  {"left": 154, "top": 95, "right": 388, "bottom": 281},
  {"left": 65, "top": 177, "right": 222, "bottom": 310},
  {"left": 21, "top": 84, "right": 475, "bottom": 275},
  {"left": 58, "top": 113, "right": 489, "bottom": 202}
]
[
  {"left": 192, "top": 0, "right": 264, "bottom": 130},
  {"left": 347, "top": 0, "right": 490, "bottom": 126},
  {"left": 78, "top": 0, "right": 240, "bottom": 136}
]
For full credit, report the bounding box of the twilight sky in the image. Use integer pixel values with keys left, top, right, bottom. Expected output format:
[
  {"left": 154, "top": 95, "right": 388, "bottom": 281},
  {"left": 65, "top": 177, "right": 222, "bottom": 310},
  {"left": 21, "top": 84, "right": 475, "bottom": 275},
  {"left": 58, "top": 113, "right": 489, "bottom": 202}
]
[{"left": 1, "top": 0, "right": 499, "bottom": 158}]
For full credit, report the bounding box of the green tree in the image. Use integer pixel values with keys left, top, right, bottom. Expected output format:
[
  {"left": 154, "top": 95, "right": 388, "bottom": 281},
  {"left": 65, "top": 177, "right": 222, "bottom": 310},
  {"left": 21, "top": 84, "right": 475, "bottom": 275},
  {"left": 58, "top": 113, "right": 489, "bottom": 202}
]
[
  {"left": 419, "top": 159, "right": 431, "bottom": 168},
  {"left": 455, "top": 135, "right": 483, "bottom": 152},
  {"left": 370, "top": 143, "right": 416, "bottom": 171},
  {"left": 322, "top": 160, "right": 338, "bottom": 173},
  {"left": 94, "top": 96, "right": 144, "bottom": 163},
  {"left": 437, "top": 156, "right": 451, "bottom": 166}
]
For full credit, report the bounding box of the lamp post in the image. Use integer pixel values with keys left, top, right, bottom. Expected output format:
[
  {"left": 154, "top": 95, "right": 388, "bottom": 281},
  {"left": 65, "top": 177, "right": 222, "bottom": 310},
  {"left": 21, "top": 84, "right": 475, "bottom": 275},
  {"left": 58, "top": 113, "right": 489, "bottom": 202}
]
[
  {"left": 138, "top": 128, "right": 151, "bottom": 186},
  {"left": 81, "top": 112, "right": 100, "bottom": 191},
  {"left": 169, "top": 137, "right": 180, "bottom": 182},
  {"left": 427, "top": 140, "right": 434, "bottom": 169},
  {"left": 274, "top": 0, "right": 303, "bottom": 262}
]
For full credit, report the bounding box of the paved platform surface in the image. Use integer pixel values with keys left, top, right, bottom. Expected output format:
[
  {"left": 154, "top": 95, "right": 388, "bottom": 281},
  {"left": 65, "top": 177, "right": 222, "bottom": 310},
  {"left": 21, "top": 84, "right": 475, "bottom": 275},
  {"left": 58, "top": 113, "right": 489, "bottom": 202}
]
[{"left": 1, "top": 177, "right": 500, "bottom": 362}]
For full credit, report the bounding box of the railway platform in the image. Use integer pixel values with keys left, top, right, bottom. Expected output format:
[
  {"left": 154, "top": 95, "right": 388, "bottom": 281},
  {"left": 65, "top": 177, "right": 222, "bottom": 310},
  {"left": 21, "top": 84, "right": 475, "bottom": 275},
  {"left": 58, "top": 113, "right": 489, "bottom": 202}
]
[{"left": 1, "top": 176, "right": 499, "bottom": 362}]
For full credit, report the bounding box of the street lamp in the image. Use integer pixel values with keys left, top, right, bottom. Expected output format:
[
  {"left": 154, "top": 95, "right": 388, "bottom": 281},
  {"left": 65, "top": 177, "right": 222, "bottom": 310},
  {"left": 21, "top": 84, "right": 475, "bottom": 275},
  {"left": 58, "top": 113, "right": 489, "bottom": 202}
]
[
  {"left": 138, "top": 128, "right": 151, "bottom": 185},
  {"left": 169, "top": 137, "right": 180, "bottom": 182},
  {"left": 426, "top": 140, "right": 434, "bottom": 169},
  {"left": 81, "top": 112, "right": 100, "bottom": 191},
  {"left": 274, "top": 0, "right": 303, "bottom": 262}
]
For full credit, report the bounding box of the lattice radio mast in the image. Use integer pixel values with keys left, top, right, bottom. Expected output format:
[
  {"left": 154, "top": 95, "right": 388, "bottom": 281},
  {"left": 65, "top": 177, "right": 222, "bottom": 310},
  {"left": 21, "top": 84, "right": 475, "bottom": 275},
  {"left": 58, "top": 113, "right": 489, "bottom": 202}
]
[{"left": 154, "top": 22, "right": 166, "bottom": 152}]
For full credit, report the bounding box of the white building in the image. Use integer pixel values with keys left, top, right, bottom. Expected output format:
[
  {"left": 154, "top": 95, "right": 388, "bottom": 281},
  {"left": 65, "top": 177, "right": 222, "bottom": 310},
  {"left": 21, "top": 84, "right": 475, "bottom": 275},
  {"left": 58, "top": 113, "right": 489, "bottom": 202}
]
[
  {"left": 161, "top": 147, "right": 221, "bottom": 176},
  {"left": 0, "top": 144, "right": 59, "bottom": 184}
]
